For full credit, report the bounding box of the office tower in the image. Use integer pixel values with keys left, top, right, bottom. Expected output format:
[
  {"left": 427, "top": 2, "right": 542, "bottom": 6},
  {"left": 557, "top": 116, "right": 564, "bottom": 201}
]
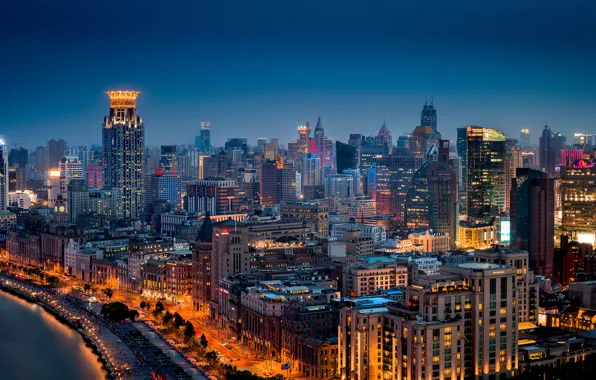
[
  {"left": 456, "top": 127, "right": 468, "bottom": 214},
  {"left": 210, "top": 220, "right": 249, "bottom": 306},
  {"left": 553, "top": 131, "right": 567, "bottom": 168},
  {"left": 47, "top": 138, "right": 68, "bottom": 167},
  {"left": 511, "top": 168, "right": 554, "bottom": 278},
  {"left": 335, "top": 141, "right": 358, "bottom": 173},
  {"left": 464, "top": 126, "right": 507, "bottom": 221},
  {"left": 404, "top": 161, "right": 430, "bottom": 229},
  {"left": 8, "top": 167, "right": 26, "bottom": 192},
  {"left": 520, "top": 128, "right": 531, "bottom": 148},
  {"left": 195, "top": 121, "right": 211, "bottom": 149},
  {"left": 263, "top": 138, "right": 278, "bottom": 160},
  {"left": 313, "top": 117, "right": 324, "bottom": 159},
  {"left": 324, "top": 173, "right": 357, "bottom": 198},
  {"left": 560, "top": 158, "right": 596, "bottom": 242},
  {"left": 225, "top": 138, "right": 248, "bottom": 154},
  {"left": 256, "top": 138, "right": 267, "bottom": 151},
  {"left": 86, "top": 162, "right": 103, "bottom": 188},
  {"left": 144, "top": 169, "right": 182, "bottom": 210},
  {"left": 8, "top": 147, "right": 28, "bottom": 168},
  {"left": 288, "top": 123, "right": 311, "bottom": 164},
  {"left": 378, "top": 121, "right": 393, "bottom": 154},
  {"left": 573, "top": 133, "right": 593, "bottom": 149},
  {"left": 59, "top": 156, "right": 83, "bottom": 183},
  {"left": 0, "top": 137, "right": 8, "bottom": 210},
  {"left": 311, "top": 118, "right": 334, "bottom": 171},
  {"left": 192, "top": 214, "right": 213, "bottom": 313},
  {"left": 428, "top": 140, "right": 458, "bottom": 248},
  {"left": 102, "top": 90, "right": 145, "bottom": 220},
  {"left": 420, "top": 99, "right": 438, "bottom": 133},
  {"left": 159, "top": 145, "right": 178, "bottom": 171},
  {"left": 301, "top": 154, "right": 321, "bottom": 188},
  {"left": 505, "top": 146, "right": 523, "bottom": 210},
  {"left": 259, "top": 159, "right": 296, "bottom": 206},
  {"left": 184, "top": 179, "right": 240, "bottom": 215},
  {"left": 280, "top": 202, "right": 329, "bottom": 237},
  {"left": 539, "top": 125, "right": 555, "bottom": 178}
]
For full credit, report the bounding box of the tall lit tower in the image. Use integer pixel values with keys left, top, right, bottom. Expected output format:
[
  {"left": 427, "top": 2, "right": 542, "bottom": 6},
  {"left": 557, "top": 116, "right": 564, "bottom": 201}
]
[
  {"left": 420, "top": 100, "right": 438, "bottom": 133},
  {"left": 297, "top": 123, "right": 311, "bottom": 156},
  {"left": 520, "top": 129, "right": 531, "bottom": 148},
  {"left": 200, "top": 121, "right": 210, "bottom": 149},
  {"left": 102, "top": 90, "right": 145, "bottom": 220},
  {"left": 464, "top": 126, "right": 507, "bottom": 221},
  {"left": 0, "top": 136, "right": 8, "bottom": 210}
]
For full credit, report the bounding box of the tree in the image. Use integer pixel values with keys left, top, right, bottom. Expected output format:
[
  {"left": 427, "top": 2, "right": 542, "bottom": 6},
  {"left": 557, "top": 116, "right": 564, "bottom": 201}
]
[
  {"left": 46, "top": 276, "right": 60, "bottom": 288},
  {"left": 200, "top": 334, "right": 208, "bottom": 347},
  {"left": 162, "top": 311, "right": 173, "bottom": 325},
  {"left": 83, "top": 283, "right": 91, "bottom": 293},
  {"left": 140, "top": 301, "right": 147, "bottom": 309},
  {"left": 100, "top": 302, "right": 130, "bottom": 322},
  {"left": 155, "top": 301, "right": 164, "bottom": 314},
  {"left": 205, "top": 351, "right": 218, "bottom": 362},
  {"left": 184, "top": 321, "right": 195, "bottom": 340},
  {"left": 128, "top": 309, "right": 139, "bottom": 322},
  {"left": 103, "top": 288, "right": 113, "bottom": 299},
  {"left": 173, "top": 312, "right": 185, "bottom": 328}
]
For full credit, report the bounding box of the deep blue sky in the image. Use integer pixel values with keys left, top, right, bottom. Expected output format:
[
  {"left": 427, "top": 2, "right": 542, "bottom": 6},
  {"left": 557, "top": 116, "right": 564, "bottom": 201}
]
[{"left": 2, "top": 0, "right": 596, "bottom": 149}]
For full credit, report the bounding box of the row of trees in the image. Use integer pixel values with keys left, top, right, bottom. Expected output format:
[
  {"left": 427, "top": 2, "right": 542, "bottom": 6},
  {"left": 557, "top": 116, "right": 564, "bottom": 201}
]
[{"left": 100, "top": 302, "right": 140, "bottom": 322}]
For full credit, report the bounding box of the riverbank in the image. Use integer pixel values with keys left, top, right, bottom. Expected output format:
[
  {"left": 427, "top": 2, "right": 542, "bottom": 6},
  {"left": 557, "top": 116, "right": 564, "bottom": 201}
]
[{"left": 0, "top": 284, "right": 114, "bottom": 379}]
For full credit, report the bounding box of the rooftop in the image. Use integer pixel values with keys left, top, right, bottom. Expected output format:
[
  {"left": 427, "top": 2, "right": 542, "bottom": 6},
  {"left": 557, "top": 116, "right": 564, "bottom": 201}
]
[{"left": 457, "top": 262, "right": 504, "bottom": 270}]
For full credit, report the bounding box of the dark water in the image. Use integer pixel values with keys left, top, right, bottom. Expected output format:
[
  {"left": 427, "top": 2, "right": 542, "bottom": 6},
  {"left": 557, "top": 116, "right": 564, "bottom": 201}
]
[{"left": 0, "top": 291, "right": 106, "bottom": 380}]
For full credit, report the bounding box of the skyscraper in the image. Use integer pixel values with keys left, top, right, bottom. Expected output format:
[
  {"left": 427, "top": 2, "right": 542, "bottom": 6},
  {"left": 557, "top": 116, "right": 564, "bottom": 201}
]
[
  {"left": 505, "top": 146, "right": 523, "bottom": 210},
  {"left": 144, "top": 169, "right": 182, "bottom": 210},
  {"left": 335, "top": 141, "right": 358, "bottom": 173},
  {"left": 378, "top": 122, "right": 393, "bottom": 154},
  {"left": 160, "top": 145, "right": 178, "bottom": 171},
  {"left": 511, "top": 168, "right": 555, "bottom": 278},
  {"left": 47, "top": 138, "right": 68, "bottom": 167},
  {"left": 420, "top": 100, "right": 438, "bottom": 133},
  {"left": 428, "top": 140, "right": 458, "bottom": 248},
  {"left": 560, "top": 158, "right": 596, "bottom": 242},
  {"left": 196, "top": 121, "right": 211, "bottom": 149},
  {"left": 102, "top": 90, "right": 145, "bottom": 220},
  {"left": 464, "top": 126, "right": 507, "bottom": 221},
  {"left": 520, "top": 128, "right": 531, "bottom": 148},
  {"left": 259, "top": 158, "right": 296, "bottom": 206},
  {"left": 0, "top": 137, "right": 8, "bottom": 210},
  {"left": 539, "top": 125, "right": 555, "bottom": 178}
]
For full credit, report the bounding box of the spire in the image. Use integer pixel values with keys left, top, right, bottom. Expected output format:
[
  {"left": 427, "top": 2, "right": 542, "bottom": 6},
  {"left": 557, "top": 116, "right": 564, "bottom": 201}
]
[
  {"left": 196, "top": 212, "right": 213, "bottom": 243},
  {"left": 315, "top": 117, "right": 323, "bottom": 131}
]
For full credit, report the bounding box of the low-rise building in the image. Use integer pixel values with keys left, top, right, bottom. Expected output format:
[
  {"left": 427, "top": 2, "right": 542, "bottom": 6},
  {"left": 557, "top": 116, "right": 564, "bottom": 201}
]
[
  {"left": 408, "top": 230, "right": 450, "bottom": 253},
  {"left": 342, "top": 256, "right": 408, "bottom": 297}
]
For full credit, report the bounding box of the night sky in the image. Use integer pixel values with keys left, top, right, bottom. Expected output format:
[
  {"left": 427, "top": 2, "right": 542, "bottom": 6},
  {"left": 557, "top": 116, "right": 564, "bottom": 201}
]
[{"left": 2, "top": 0, "right": 596, "bottom": 148}]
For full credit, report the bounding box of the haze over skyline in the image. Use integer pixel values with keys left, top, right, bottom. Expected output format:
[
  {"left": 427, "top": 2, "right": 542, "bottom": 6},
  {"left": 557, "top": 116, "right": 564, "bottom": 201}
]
[{"left": 2, "top": 0, "right": 596, "bottom": 148}]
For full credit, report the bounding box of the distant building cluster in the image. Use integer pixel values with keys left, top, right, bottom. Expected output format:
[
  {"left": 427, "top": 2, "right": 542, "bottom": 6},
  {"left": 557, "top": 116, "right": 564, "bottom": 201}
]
[{"left": 4, "top": 92, "right": 596, "bottom": 380}]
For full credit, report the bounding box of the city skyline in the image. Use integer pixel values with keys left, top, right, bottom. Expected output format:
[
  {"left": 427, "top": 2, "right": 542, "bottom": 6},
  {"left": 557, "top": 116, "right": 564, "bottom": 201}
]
[{"left": 3, "top": 1, "right": 596, "bottom": 147}]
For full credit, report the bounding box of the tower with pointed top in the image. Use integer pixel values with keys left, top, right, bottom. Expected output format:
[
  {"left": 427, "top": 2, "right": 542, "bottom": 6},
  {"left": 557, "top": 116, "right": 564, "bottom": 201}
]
[
  {"left": 378, "top": 122, "right": 393, "bottom": 155},
  {"left": 102, "top": 90, "right": 145, "bottom": 220},
  {"left": 421, "top": 100, "right": 438, "bottom": 134}
]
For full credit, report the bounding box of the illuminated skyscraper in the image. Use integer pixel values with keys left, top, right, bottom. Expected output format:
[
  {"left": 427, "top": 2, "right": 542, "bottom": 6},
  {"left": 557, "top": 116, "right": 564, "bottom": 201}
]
[
  {"left": 464, "top": 126, "right": 506, "bottom": 221},
  {"left": 560, "top": 158, "right": 596, "bottom": 242},
  {"left": 195, "top": 121, "right": 210, "bottom": 149},
  {"left": 420, "top": 100, "right": 437, "bottom": 133},
  {"left": 520, "top": 128, "right": 531, "bottom": 148},
  {"left": 0, "top": 136, "right": 8, "bottom": 210},
  {"left": 539, "top": 125, "right": 555, "bottom": 178},
  {"left": 102, "top": 90, "right": 145, "bottom": 220}
]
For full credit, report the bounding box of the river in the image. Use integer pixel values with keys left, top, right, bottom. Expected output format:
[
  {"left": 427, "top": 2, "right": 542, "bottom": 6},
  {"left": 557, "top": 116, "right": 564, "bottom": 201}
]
[{"left": 0, "top": 290, "right": 106, "bottom": 380}]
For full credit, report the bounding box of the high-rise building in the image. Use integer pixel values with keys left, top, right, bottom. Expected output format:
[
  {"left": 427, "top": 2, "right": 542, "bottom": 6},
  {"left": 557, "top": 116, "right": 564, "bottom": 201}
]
[
  {"left": 428, "top": 141, "right": 458, "bottom": 248},
  {"left": 195, "top": 121, "right": 211, "bottom": 149},
  {"left": 404, "top": 161, "right": 430, "bottom": 229},
  {"left": 144, "top": 169, "right": 182, "bottom": 210},
  {"left": 520, "top": 128, "right": 531, "bottom": 148},
  {"left": 324, "top": 173, "right": 357, "bottom": 199},
  {"left": 409, "top": 125, "right": 439, "bottom": 156},
  {"left": 378, "top": 122, "right": 393, "bottom": 154},
  {"left": 420, "top": 100, "right": 438, "bottom": 133},
  {"left": 505, "top": 146, "right": 523, "bottom": 210},
  {"left": 8, "top": 147, "right": 28, "bottom": 168},
  {"left": 560, "top": 158, "right": 596, "bottom": 242},
  {"left": 335, "top": 141, "right": 358, "bottom": 173},
  {"left": 102, "top": 90, "right": 145, "bottom": 220},
  {"left": 511, "top": 168, "right": 555, "bottom": 278},
  {"left": 259, "top": 159, "right": 296, "bottom": 206},
  {"left": 47, "top": 138, "right": 68, "bottom": 167},
  {"left": 539, "top": 125, "right": 556, "bottom": 178},
  {"left": 184, "top": 179, "right": 240, "bottom": 215},
  {"left": 301, "top": 154, "right": 321, "bottom": 188},
  {"left": 160, "top": 145, "right": 178, "bottom": 171},
  {"left": 0, "top": 137, "right": 8, "bottom": 210},
  {"left": 553, "top": 131, "right": 567, "bottom": 166},
  {"left": 209, "top": 220, "right": 250, "bottom": 314},
  {"left": 225, "top": 138, "right": 248, "bottom": 154},
  {"left": 463, "top": 126, "right": 506, "bottom": 221}
]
